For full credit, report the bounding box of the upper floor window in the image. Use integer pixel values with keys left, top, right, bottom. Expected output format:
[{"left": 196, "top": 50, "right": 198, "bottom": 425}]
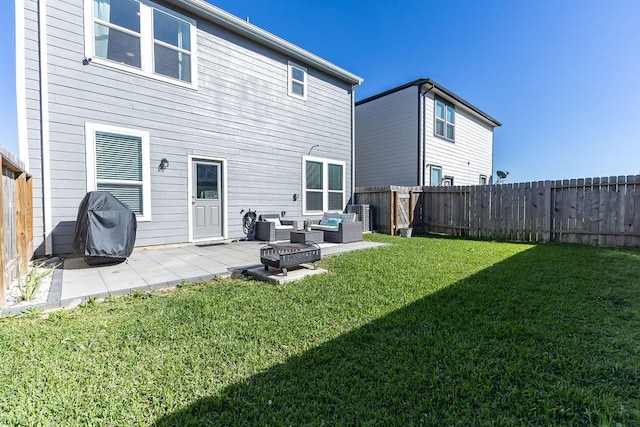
[
  {"left": 288, "top": 62, "right": 307, "bottom": 100},
  {"left": 86, "top": 0, "right": 197, "bottom": 87},
  {"left": 435, "top": 99, "right": 455, "bottom": 141},
  {"left": 479, "top": 174, "right": 488, "bottom": 185}
]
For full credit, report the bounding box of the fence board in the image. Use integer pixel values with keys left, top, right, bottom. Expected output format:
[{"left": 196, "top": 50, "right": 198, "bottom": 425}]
[
  {"left": 0, "top": 148, "right": 33, "bottom": 309},
  {"left": 355, "top": 174, "right": 640, "bottom": 248}
]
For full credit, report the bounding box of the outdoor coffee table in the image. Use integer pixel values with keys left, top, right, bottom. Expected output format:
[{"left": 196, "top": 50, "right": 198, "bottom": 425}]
[
  {"left": 260, "top": 242, "right": 321, "bottom": 276},
  {"left": 289, "top": 229, "right": 324, "bottom": 244}
]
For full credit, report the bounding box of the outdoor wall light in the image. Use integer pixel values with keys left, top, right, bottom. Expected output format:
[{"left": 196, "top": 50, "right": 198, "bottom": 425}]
[{"left": 158, "top": 158, "right": 169, "bottom": 172}]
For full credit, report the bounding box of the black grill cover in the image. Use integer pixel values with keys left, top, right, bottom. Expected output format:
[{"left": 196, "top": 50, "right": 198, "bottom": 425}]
[{"left": 72, "top": 191, "right": 137, "bottom": 266}]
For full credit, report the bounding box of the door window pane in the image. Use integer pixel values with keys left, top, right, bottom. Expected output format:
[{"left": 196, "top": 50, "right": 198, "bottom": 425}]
[{"left": 196, "top": 164, "right": 218, "bottom": 199}]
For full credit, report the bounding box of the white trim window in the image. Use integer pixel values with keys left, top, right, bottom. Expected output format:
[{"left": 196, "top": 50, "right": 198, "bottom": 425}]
[
  {"left": 85, "top": 123, "right": 152, "bottom": 221},
  {"left": 429, "top": 165, "right": 442, "bottom": 186},
  {"left": 479, "top": 174, "right": 488, "bottom": 185},
  {"left": 288, "top": 62, "right": 307, "bottom": 100},
  {"left": 302, "top": 156, "right": 345, "bottom": 214},
  {"left": 85, "top": 0, "right": 197, "bottom": 87},
  {"left": 435, "top": 98, "right": 455, "bottom": 141}
]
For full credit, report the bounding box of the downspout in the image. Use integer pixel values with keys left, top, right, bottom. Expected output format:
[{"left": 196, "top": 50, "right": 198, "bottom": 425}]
[
  {"left": 38, "top": 0, "right": 53, "bottom": 255},
  {"left": 15, "top": 0, "right": 28, "bottom": 169},
  {"left": 419, "top": 82, "right": 436, "bottom": 186},
  {"left": 350, "top": 85, "right": 356, "bottom": 205}
]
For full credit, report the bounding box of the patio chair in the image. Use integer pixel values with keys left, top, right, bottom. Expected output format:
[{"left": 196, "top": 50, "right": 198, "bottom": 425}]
[{"left": 254, "top": 213, "right": 299, "bottom": 241}]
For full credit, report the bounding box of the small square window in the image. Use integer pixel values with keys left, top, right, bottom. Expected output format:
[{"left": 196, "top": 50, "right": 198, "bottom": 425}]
[
  {"left": 479, "top": 175, "right": 488, "bottom": 185},
  {"left": 288, "top": 62, "right": 307, "bottom": 100}
]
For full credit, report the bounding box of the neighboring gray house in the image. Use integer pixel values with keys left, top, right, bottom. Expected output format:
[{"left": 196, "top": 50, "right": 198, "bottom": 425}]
[
  {"left": 355, "top": 79, "right": 500, "bottom": 188},
  {"left": 16, "top": 0, "right": 362, "bottom": 255}
]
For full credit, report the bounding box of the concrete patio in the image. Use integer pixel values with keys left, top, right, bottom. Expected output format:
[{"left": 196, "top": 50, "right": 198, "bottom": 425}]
[{"left": 2, "top": 239, "right": 383, "bottom": 315}]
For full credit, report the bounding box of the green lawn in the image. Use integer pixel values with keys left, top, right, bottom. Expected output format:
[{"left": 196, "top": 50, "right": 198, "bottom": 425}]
[{"left": 1, "top": 235, "right": 639, "bottom": 425}]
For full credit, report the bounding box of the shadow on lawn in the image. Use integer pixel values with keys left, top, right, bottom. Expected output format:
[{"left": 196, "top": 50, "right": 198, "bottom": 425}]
[{"left": 154, "top": 243, "right": 640, "bottom": 425}]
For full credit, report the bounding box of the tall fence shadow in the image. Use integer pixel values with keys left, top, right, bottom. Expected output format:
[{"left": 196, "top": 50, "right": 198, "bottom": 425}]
[{"left": 154, "top": 243, "right": 639, "bottom": 425}]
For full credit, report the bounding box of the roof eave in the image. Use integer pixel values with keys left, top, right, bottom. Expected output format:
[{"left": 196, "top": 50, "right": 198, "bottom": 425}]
[
  {"left": 356, "top": 78, "right": 501, "bottom": 127},
  {"left": 169, "top": 0, "right": 363, "bottom": 86}
]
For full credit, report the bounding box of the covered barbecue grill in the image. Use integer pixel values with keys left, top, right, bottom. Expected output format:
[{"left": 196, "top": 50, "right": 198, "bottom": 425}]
[{"left": 72, "top": 191, "right": 137, "bottom": 266}]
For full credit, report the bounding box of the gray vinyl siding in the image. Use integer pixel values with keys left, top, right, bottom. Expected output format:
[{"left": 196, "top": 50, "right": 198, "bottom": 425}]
[
  {"left": 355, "top": 86, "right": 418, "bottom": 187},
  {"left": 423, "top": 92, "right": 494, "bottom": 186},
  {"left": 25, "top": 0, "right": 355, "bottom": 254}
]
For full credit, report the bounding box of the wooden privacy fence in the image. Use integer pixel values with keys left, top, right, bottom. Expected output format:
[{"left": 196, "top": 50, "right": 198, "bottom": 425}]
[
  {"left": 0, "top": 147, "right": 33, "bottom": 309},
  {"left": 354, "top": 175, "right": 640, "bottom": 247}
]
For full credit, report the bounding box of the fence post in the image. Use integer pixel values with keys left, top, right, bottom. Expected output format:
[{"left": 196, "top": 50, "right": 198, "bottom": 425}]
[{"left": 544, "top": 181, "right": 553, "bottom": 242}]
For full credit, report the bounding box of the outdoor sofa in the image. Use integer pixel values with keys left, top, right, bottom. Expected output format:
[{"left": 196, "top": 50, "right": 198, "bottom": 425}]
[
  {"left": 254, "top": 214, "right": 299, "bottom": 241},
  {"left": 310, "top": 212, "right": 363, "bottom": 243}
]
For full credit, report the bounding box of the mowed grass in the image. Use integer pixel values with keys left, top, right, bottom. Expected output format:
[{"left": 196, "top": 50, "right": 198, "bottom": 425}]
[{"left": 1, "top": 235, "right": 639, "bottom": 425}]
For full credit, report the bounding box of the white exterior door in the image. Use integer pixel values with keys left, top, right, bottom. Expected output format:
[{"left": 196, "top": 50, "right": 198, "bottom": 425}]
[{"left": 191, "top": 160, "right": 222, "bottom": 240}]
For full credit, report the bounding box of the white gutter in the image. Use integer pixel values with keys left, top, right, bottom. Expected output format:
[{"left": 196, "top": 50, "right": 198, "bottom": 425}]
[
  {"left": 15, "top": 0, "right": 28, "bottom": 169},
  {"left": 171, "top": 0, "right": 363, "bottom": 86},
  {"left": 38, "top": 0, "right": 53, "bottom": 255}
]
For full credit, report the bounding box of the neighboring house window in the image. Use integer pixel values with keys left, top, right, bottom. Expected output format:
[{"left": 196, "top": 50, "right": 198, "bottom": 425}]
[
  {"left": 435, "top": 99, "right": 455, "bottom": 141},
  {"left": 303, "top": 156, "right": 344, "bottom": 214},
  {"left": 85, "top": 123, "right": 151, "bottom": 221},
  {"left": 443, "top": 176, "right": 454, "bottom": 186},
  {"left": 429, "top": 165, "right": 442, "bottom": 186},
  {"left": 479, "top": 175, "right": 488, "bottom": 185},
  {"left": 86, "top": 0, "right": 196, "bottom": 86},
  {"left": 288, "top": 62, "right": 307, "bottom": 100}
]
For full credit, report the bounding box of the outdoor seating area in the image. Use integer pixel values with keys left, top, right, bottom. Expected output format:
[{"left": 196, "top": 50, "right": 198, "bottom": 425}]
[{"left": 255, "top": 212, "right": 364, "bottom": 244}]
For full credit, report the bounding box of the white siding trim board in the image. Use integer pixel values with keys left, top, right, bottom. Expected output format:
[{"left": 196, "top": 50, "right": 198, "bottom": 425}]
[
  {"left": 16, "top": 0, "right": 29, "bottom": 169},
  {"left": 39, "top": 0, "right": 53, "bottom": 255}
]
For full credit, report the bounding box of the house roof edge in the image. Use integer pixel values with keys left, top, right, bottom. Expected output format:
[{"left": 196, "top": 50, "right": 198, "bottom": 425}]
[{"left": 356, "top": 78, "right": 501, "bottom": 127}]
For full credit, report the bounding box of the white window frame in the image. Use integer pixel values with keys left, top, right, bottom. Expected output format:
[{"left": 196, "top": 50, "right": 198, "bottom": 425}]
[
  {"left": 435, "top": 98, "right": 455, "bottom": 141},
  {"left": 302, "top": 156, "right": 345, "bottom": 215},
  {"left": 479, "top": 174, "right": 488, "bottom": 185},
  {"left": 429, "top": 165, "right": 442, "bottom": 186},
  {"left": 85, "top": 122, "right": 152, "bottom": 221},
  {"left": 288, "top": 61, "right": 307, "bottom": 100},
  {"left": 83, "top": 0, "right": 198, "bottom": 89}
]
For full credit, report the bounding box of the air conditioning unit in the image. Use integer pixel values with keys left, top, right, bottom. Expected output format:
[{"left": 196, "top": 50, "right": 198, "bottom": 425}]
[{"left": 347, "top": 204, "right": 371, "bottom": 232}]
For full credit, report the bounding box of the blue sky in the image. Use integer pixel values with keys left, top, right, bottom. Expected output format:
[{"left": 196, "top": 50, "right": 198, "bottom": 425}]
[{"left": 2, "top": 0, "right": 639, "bottom": 183}]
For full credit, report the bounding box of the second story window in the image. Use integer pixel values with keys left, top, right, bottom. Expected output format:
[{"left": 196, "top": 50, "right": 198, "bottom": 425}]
[
  {"left": 93, "top": 0, "right": 142, "bottom": 68},
  {"left": 153, "top": 10, "right": 192, "bottom": 82},
  {"left": 87, "top": 0, "right": 197, "bottom": 86},
  {"left": 435, "top": 99, "right": 455, "bottom": 141},
  {"left": 288, "top": 62, "right": 307, "bottom": 100}
]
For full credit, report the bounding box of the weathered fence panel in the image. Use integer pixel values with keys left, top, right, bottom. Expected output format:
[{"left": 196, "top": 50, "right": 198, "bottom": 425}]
[
  {"left": 355, "top": 174, "right": 640, "bottom": 248},
  {"left": 0, "top": 147, "right": 33, "bottom": 309}
]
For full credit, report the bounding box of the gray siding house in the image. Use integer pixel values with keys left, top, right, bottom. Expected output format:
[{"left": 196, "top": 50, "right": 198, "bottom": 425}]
[
  {"left": 16, "top": 0, "right": 362, "bottom": 255},
  {"left": 355, "top": 79, "right": 500, "bottom": 188}
]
